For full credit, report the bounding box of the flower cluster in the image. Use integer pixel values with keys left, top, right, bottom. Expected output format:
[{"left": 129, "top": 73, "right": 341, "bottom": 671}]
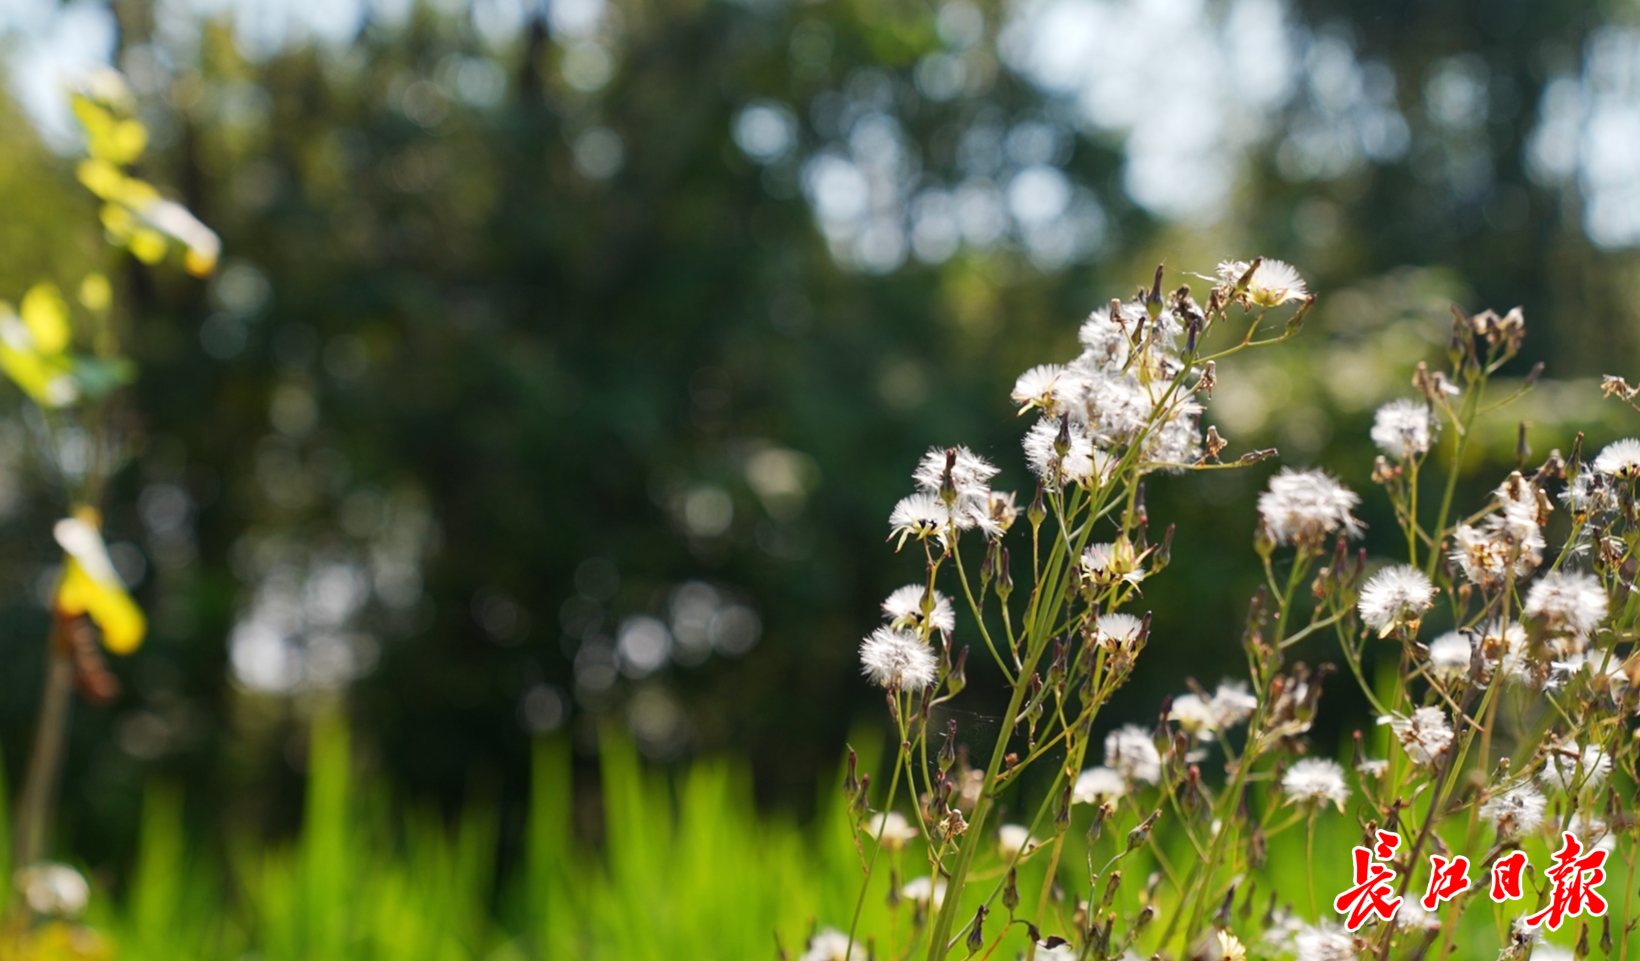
[{"left": 826, "top": 262, "right": 1640, "bottom": 961}]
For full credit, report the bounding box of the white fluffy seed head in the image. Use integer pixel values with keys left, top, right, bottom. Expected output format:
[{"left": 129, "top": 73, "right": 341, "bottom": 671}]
[
  {"left": 1378, "top": 706, "right": 1453, "bottom": 766},
  {"left": 1293, "top": 923, "right": 1357, "bottom": 961},
  {"left": 911, "top": 445, "right": 999, "bottom": 497},
  {"left": 1524, "top": 571, "right": 1608, "bottom": 637},
  {"left": 1593, "top": 438, "right": 1640, "bottom": 479},
  {"left": 1541, "top": 744, "right": 1612, "bottom": 793},
  {"left": 1481, "top": 783, "right": 1547, "bottom": 839},
  {"left": 859, "top": 628, "right": 937, "bottom": 691},
  {"left": 1011, "top": 364, "right": 1088, "bottom": 419},
  {"left": 880, "top": 585, "right": 955, "bottom": 638},
  {"left": 1426, "top": 632, "right": 1473, "bottom": 678},
  {"left": 1370, "top": 398, "right": 1437, "bottom": 459},
  {"left": 1281, "top": 758, "right": 1350, "bottom": 811},
  {"left": 1104, "top": 724, "right": 1162, "bottom": 785},
  {"left": 1257, "top": 469, "right": 1363, "bottom": 548},
  {"left": 1218, "top": 259, "right": 1309, "bottom": 307},
  {"left": 1072, "top": 766, "right": 1126, "bottom": 805},
  {"left": 801, "top": 928, "right": 866, "bottom": 961},
  {"left": 1357, "top": 565, "right": 1436, "bottom": 633}
]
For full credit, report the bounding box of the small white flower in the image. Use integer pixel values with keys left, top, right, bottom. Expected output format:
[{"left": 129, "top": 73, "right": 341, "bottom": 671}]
[
  {"left": 881, "top": 585, "right": 956, "bottom": 638},
  {"left": 859, "top": 628, "right": 938, "bottom": 691},
  {"left": 1012, "top": 364, "right": 1088, "bottom": 419},
  {"left": 1292, "top": 921, "right": 1357, "bottom": 961},
  {"left": 1281, "top": 758, "right": 1350, "bottom": 811},
  {"left": 1426, "top": 631, "right": 1472, "bottom": 678},
  {"left": 1378, "top": 706, "right": 1453, "bottom": 766},
  {"left": 801, "top": 928, "right": 866, "bottom": 961},
  {"left": 1370, "top": 399, "right": 1437, "bottom": 459},
  {"left": 1257, "top": 469, "right": 1363, "bottom": 548},
  {"left": 1072, "top": 766, "right": 1127, "bottom": 804},
  {"left": 912, "top": 445, "right": 999, "bottom": 497},
  {"left": 1357, "top": 565, "right": 1436, "bottom": 635},
  {"left": 1394, "top": 899, "right": 1442, "bottom": 932},
  {"left": 888, "top": 492, "right": 951, "bottom": 549},
  {"left": 1034, "top": 940, "right": 1079, "bottom": 961},
  {"left": 1524, "top": 571, "right": 1607, "bottom": 637},
  {"left": 1209, "top": 681, "right": 1258, "bottom": 728},
  {"left": 1355, "top": 758, "right": 1389, "bottom": 778},
  {"left": 15, "top": 862, "right": 89, "bottom": 918},
  {"left": 1507, "top": 915, "right": 1544, "bottom": 948},
  {"left": 1078, "top": 307, "right": 1133, "bottom": 372},
  {"left": 1542, "top": 744, "right": 1612, "bottom": 793},
  {"left": 1093, "top": 613, "right": 1145, "bottom": 650},
  {"left": 1218, "top": 259, "right": 1309, "bottom": 307},
  {"left": 866, "top": 811, "right": 919, "bottom": 851},
  {"left": 1080, "top": 541, "right": 1146, "bottom": 589},
  {"left": 1563, "top": 470, "right": 1618, "bottom": 514},
  {"left": 1593, "top": 438, "right": 1640, "bottom": 479},
  {"left": 1104, "top": 724, "right": 1162, "bottom": 785},
  {"left": 1023, "top": 417, "right": 1110, "bottom": 490},
  {"left": 901, "top": 876, "right": 947, "bottom": 909},
  {"left": 1169, "top": 693, "right": 1218, "bottom": 739},
  {"left": 997, "top": 824, "right": 1037, "bottom": 859},
  {"left": 1481, "top": 783, "right": 1546, "bottom": 839}
]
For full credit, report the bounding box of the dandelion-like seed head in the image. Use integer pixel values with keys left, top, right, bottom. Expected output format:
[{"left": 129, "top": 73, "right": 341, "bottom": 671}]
[
  {"left": 1023, "top": 418, "right": 1109, "bottom": 490},
  {"left": 1370, "top": 399, "right": 1437, "bottom": 460},
  {"left": 1593, "top": 438, "right": 1640, "bottom": 479},
  {"left": 1480, "top": 783, "right": 1546, "bottom": 840},
  {"left": 16, "top": 862, "right": 89, "bottom": 918},
  {"left": 1257, "top": 469, "right": 1363, "bottom": 549},
  {"left": 1093, "top": 612, "right": 1146, "bottom": 651},
  {"left": 901, "top": 876, "right": 947, "bottom": 909},
  {"left": 1378, "top": 706, "right": 1453, "bottom": 766},
  {"left": 912, "top": 445, "right": 999, "bottom": 498},
  {"left": 1213, "top": 930, "right": 1248, "bottom": 961},
  {"left": 1524, "top": 570, "right": 1608, "bottom": 638},
  {"left": 1280, "top": 757, "right": 1350, "bottom": 811},
  {"left": 1218, "top": 259, "right": 1309, "bottom": 308},
  {"left": 1209, "top": 681, "right": 1258, "bottom": 728},
  {"left": 1542, "top": 744, "right": 1612, "bottom": 793},
  {"left": 801, "top": 928, "right": 866, "bottom": 961},
  {"left": 866, "top": 811, "right": 919, "bottom": 851},
  {"left": 1563, "top": 470, "right": 1618, "bottom": 515},
  {"left": 888, "top": 492, "right": 950, "bottom": 549},
  {"left": 881, "top": 585, "right": 955, "bottom": 638},
  {"left": 1011, "top": 364, "right": 1087, "bottom": 419},
  {"left": 1425, "top": 631, "right": 1472, "bottom": 679},
  {"left": 1080, "top": 540, "right": 1147, "bottom": 590},
  {"left": 859, "top": 627, "right": 937, "bottom": 691},
  {"left": 1077, "top": 307, "right": 1133, "bottom": 372},
  {"left": 1072, "top": 765, "right": 1126, "bottom": 805},
  {"left": 1104, "top": 723, "right": 1162, "bottom": 785},
  {"left": 1293, "top": 923, "right": 1356, "bottom": 961},
  {"left": 997, "top": 824, "right": 1037, "bottom": 860},
  {"left": 1357, "top": 565, "right": 1436, "bottom": 635},
  {"left": 1169, "top": 693, "right": 1218, "bottom": 740}
]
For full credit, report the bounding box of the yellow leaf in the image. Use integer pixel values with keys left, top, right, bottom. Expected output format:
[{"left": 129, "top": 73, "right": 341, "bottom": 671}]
[
  {"left": 79, "top": 274, "right": 112, "bottom": 313},
  {"left": 183, "top": 248, "right": 217, "bottom": 277},
  {"left": 0, "top": 342, "right": 77, "bottom": 407},
  {"left": 53, "top": 513, "right": 145, "bottom": 655},
  {"left": 75, "top": 158, "right": 124, "bottom": 200},
  {"left": 129, "top": 229, "right": 167, "bottom": 264},
  {"left": 109, "top": 119, "right": 148, "bottom": 165},
  {"left": 20, "top": 283, "right": 71, "bottom": 354}
]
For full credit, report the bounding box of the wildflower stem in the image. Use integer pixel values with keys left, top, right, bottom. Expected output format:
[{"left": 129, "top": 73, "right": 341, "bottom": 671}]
[{"left": 14, "top": 617, "right": 75, "bottom": 869}]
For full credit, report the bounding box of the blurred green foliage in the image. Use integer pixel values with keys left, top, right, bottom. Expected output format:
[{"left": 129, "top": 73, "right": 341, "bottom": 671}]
[{"left": 0, "top": 0, "right": 1639, "bottom": 884}]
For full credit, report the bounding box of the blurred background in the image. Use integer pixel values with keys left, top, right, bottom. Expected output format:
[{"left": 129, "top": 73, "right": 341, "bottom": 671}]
[{"left": 0, "top": 0, "right": 1638, "bottom": 873}]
